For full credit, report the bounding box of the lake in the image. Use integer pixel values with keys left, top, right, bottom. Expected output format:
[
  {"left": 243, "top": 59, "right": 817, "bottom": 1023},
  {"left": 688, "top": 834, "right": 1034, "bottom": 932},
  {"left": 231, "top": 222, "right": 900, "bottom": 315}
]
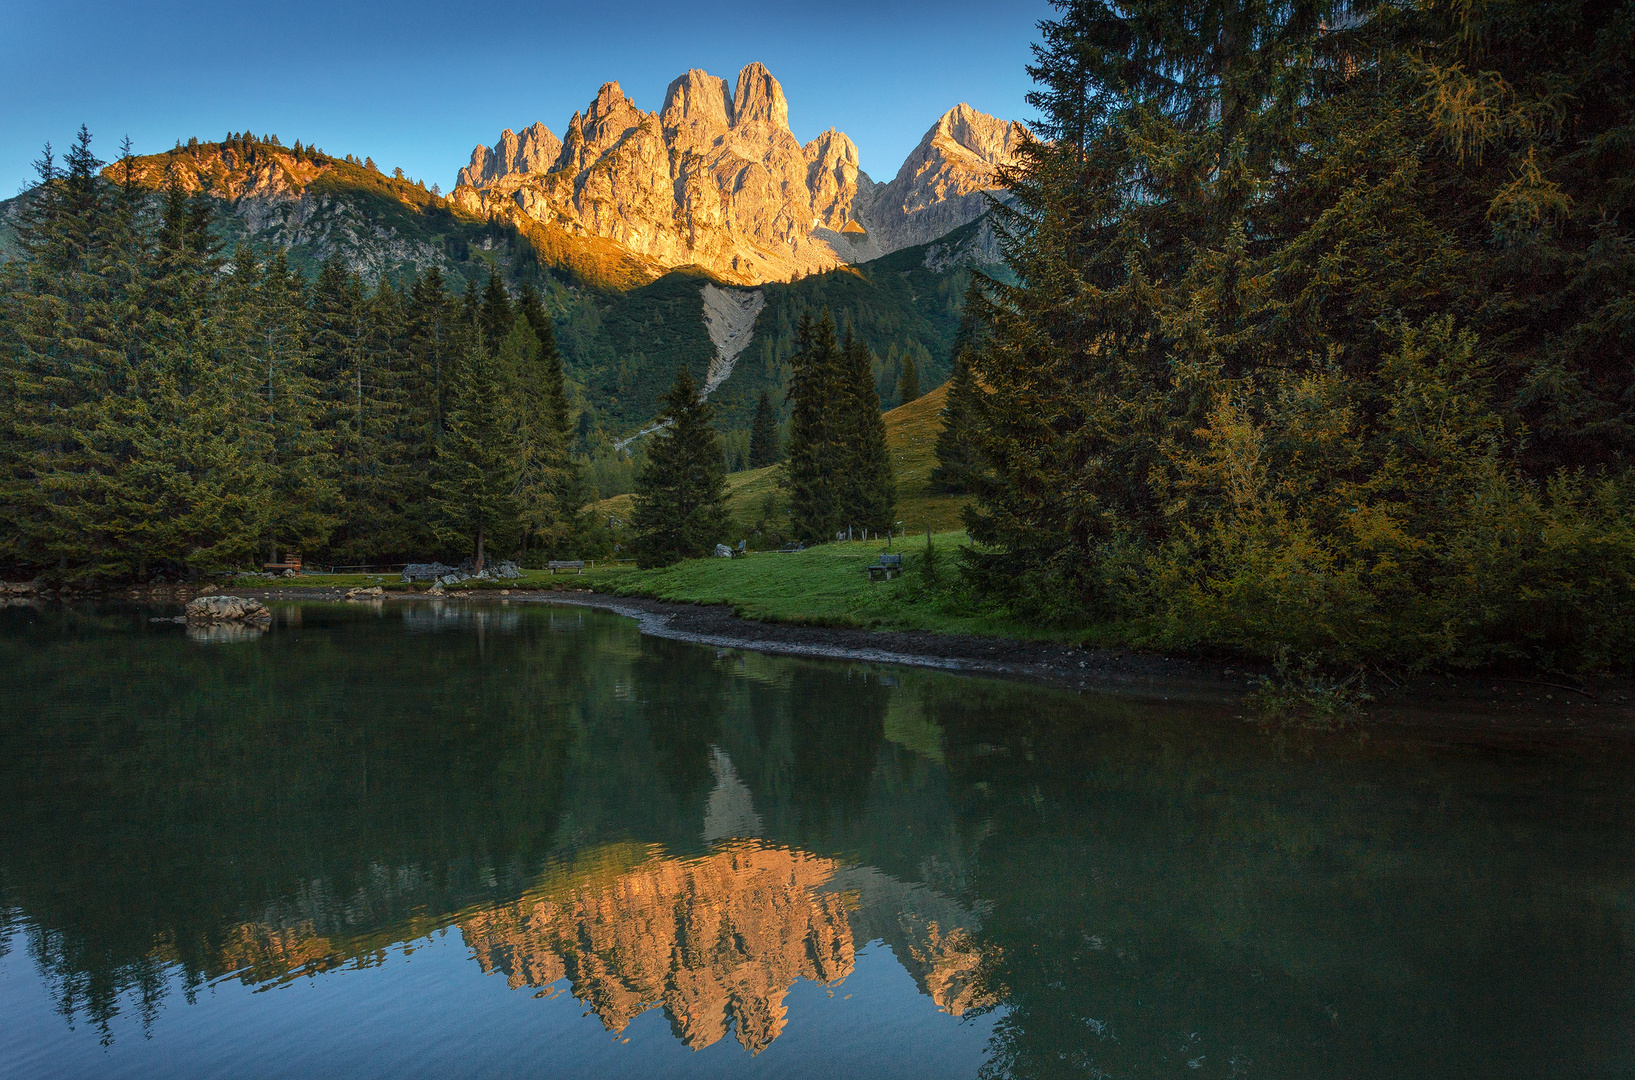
[{"left": 0, "top": 600, "right": 1630, "bottom": 1079}]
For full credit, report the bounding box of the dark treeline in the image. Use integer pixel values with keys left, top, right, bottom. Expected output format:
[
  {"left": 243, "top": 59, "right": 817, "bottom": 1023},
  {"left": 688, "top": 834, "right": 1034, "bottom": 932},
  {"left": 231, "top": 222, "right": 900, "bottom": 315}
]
[
  {"left": 627, "top": 309, "right": 896, "bottom": 565},
  {"left": 952, "top": 0, "right": 1635, "bottom": 670},
  {"left": 785, "top": 311, "right": 896, "bottom": 544},
  {"left": 0, "top": 130, "right": 581, "bottom": 578}
]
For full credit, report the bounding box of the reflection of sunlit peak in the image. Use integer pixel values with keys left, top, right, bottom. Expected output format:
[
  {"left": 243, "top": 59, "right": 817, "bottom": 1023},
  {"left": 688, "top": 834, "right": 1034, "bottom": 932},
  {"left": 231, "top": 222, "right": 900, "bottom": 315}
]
[
  {"left": 460, "top": 841, "right": 854, "bottom": 1054},
  {"left": 704, "top": 746, "right": 764, "bottom": 845}
]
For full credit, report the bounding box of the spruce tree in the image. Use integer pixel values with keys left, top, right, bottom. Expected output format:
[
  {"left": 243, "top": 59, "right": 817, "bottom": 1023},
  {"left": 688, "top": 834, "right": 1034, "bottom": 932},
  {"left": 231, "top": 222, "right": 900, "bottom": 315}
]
[
  {"left": 630, "top": 367, "right": 727, "bottom": 568},
  {"left": 400, "top": 267, "right": 458, "bottom": 543},
  {"left": 784, "top": 311, "right": 845, "bottom": 543},
  {"left": 896, "top": 354, "right": 920, "bottom": 406},
  {"left": 434, "top": 337, "right": 519, "bottom": 572},
  {"left": 478, "top": 265, "right": 513, "bottom": 356},
  {"left": 838, "top": 327, "right": 895, "bottom": 533},
  {"left": 748, "top": 390, "right": 778, "bottom": 468},
  {"left": 930, "top": 348, "right": 984, "bottom": 494}
]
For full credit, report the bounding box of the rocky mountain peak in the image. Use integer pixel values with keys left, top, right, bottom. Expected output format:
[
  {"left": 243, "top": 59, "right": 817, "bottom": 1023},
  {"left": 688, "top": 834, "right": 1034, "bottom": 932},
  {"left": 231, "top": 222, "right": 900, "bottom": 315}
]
[
  {"left": 730, "top": 62, "right": 790, "bottom": 133},
  {"left": 450, "top": 64, "right": 1023, "bottom": 285},
  {"left": 933, "top": 103, "right": 1028, "bottom": 167},
  {"left": 661, "top": 69, "right": 734, "bottom": 135},
  {"left": 458, "top": 121, "right": 562, "bottom": 189}
]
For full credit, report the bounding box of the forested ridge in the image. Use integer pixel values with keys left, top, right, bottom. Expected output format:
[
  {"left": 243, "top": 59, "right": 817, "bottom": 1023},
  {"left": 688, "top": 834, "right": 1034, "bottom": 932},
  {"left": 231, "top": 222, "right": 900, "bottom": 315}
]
[
  {"left": 957, "top": 0, "right": 1635, "bottom": 670},
  {"left": 0, "top": 132, "right": 582, "bottom": 577}
]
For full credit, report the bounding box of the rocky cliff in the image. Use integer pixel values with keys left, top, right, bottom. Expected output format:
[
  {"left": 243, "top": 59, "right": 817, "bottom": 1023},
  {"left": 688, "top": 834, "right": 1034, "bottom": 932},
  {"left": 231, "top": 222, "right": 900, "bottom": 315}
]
[
  {"left": 103, "top": 141, "right": 480, "bottom": 283},
  {"left": 453, "top": 64, "right": 1025, "bottom": 286}
]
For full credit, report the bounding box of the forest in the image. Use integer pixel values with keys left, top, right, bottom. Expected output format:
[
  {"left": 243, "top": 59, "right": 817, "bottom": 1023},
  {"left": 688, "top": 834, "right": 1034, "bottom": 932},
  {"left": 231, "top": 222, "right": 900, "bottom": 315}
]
[
  {"left": 950, "top": 0, "right": 1635, "bottom": 670},
  {"left": 0, "top": 137, "right": 582, "bottom": 575}
]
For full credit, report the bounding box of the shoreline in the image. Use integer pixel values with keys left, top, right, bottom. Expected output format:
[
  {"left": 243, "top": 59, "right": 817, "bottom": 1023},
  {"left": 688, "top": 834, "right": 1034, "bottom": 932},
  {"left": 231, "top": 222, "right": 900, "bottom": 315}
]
[{"left": 154, "top": 583, "right": 1635, "bottom": 747}]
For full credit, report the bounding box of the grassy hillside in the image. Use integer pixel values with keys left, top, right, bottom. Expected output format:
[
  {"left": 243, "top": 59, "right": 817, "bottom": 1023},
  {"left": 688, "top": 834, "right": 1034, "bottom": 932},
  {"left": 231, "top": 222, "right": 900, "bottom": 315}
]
[{"left": 586, "top": 380, "right": 971, "bottom": 544}]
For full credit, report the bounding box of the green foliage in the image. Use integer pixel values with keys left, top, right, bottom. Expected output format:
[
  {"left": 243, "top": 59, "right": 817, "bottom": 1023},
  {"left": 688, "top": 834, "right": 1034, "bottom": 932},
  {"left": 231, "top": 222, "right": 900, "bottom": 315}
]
[
  {"left": 433, "top": 339, "right": 519, "bottom": 569},
  {"left": 838, "top": 326, "right": 896, "bottom": 533},
  {"left": 749, "top": 390, "right": 779, "bottom": 467},
  {"left": 0, "top": 132, "right": 592, "bottom": 578},
  {"left": 1246, "top": 648, "right": 1373, "bottom": 730},
  {"left": 930, "top": 347, "right": 985, "bottom": 494},
  {"left": 897, "top": 353, "right": 921, "bottom": 405},
  {"left": 630, "top": 367, "right": 729, "bottom": 568},
  {"left": 966, "top": 0, "right": 1635, "bottom": 671}
]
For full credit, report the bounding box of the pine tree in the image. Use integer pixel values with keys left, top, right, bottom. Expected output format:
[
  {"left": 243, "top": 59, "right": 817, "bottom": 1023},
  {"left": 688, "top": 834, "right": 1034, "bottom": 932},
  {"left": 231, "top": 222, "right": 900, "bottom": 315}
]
[
  {"left": 226, "top": 247, "right": 335, "bottom": 565},
  {"left": 930, "top": 348, "right": 984, "bottom": 494},
  {"left": 896, "top": 353, "right": 920, "bottom": 406},
  {"left": 478, "top": 265, "right": 512, "bottom": 356},
  {"left": 784, "top": 311, "right": 845, "bottom": 543},
  {"left": 434, "top": 337, "right": 519, "bottom": 572},
  {"left": 749, "top": 390, "right": 778, "bottom": 467},
  {"left": 630, "top": 366, "right": 727, "bottom": 568},
  {"left": 838, "top": 327, "right": 895, "bottom": 533}
]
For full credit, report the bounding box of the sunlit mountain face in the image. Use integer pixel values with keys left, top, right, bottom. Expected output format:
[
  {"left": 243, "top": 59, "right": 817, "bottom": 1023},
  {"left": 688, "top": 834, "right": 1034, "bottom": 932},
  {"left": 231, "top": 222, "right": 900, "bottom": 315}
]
[{"left": 1, "top": 602, "right": 1632, "bottom": 1078}]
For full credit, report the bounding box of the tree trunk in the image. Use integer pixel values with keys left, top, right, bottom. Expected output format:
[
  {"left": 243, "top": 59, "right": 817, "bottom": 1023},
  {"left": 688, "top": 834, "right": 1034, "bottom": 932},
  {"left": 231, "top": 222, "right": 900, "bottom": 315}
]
[{"left": 475, "top": 525, "right": 485, "bottom": 574}]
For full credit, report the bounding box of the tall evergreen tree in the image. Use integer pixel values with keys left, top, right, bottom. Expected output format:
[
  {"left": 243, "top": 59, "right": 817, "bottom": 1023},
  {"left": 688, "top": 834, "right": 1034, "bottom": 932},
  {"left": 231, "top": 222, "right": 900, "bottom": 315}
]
[
  {"left": 630, "top": 366, "right": 728, "bottom": 568},
  {"left": 896, "top": 353, "right": 920, "bottom": 406},
  {"left": 515, "top": 281, "right": 583, "bottom": 540},
  {"left": 749, "top": 390, "right": 779, "bottom": 468},
  {"left": 967, "top": 0, "right": 1635, "bottom": 668},
  {"left": 784, "top": 311, "right": 846, "bottom": 543},
  {"left": 838, "top": 326, "right": 895, "bottom": 533},
  {"left": 433, "top": 338, "right": 518, "bottom": 572},
  {"left": 478, "top": 265, "right": 513, "bottom": 356},
  {"left": 930, "top": 347, "right": 985, "bottom": 494}
]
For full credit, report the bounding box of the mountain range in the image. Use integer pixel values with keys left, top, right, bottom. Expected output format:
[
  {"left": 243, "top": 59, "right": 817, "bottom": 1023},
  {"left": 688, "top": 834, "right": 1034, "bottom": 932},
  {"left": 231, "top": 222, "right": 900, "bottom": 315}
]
[
  {"left": 452, "top": 63, "right": 1026, "bottom": 285},
  {"left": 1, "top": 64, "right": 1024, "bottom": 437}
]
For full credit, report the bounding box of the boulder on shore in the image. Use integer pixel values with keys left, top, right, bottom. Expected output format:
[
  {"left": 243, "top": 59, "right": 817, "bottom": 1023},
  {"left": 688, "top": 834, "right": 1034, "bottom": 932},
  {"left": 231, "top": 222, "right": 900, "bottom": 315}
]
[
  {"left": 185, "top": 595, "right": 272, "bottom": 622},
  {"left": 345, "top": 587, "right": 385, "bottom": 601}
]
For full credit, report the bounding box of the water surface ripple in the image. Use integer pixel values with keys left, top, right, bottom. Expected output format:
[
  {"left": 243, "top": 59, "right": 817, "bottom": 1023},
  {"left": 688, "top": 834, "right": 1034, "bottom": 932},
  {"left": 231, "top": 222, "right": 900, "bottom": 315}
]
[{"left": 0, "top": 602, "right": 1629, "bottom": 1078}]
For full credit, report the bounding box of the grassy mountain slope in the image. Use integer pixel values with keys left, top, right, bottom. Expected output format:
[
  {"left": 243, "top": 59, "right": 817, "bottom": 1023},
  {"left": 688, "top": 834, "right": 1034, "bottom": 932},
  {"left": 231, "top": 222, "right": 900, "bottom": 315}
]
[{"left": 587, "top": 379, "right": 970, "bottom": 543}]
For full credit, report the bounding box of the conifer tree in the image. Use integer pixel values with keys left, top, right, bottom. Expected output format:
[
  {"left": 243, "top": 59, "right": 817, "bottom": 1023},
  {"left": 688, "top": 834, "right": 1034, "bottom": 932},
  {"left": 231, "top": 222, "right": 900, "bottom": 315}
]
[
  {"left": 749, "top": 390, "right": 778, "bottom": 467},
  {"left": 838, "top": 327, "right": 894, "bottom": 533},
  {"left": 784, "top": 311, "right": 845, "bottom": 543},
  {"left": 896, "top": 354, "right": 920, "bottom": 406},
  {"left": 630, "top": 366, "right": 727, "bottom": 568},
  {"left": 478, "top": 265, "right": 512, "bottom": 356},
  {"left": 434, "top": 337, "right": 518, "bottom": 572},
  {"left": 930, "top": 348, "right": 984, "bottom": 494},
  {"left": 514, "top": 284, "right": 583, "bottom": 551}
]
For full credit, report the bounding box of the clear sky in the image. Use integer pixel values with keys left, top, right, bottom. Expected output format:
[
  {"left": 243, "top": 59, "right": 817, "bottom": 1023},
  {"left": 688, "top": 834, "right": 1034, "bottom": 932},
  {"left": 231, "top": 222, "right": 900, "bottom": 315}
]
[{"left": 1, "top": 0, "right": 1054, "bottom": 197}]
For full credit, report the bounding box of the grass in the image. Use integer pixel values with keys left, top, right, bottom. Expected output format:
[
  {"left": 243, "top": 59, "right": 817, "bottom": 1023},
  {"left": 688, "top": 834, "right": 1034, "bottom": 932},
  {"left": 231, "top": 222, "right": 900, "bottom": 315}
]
[
  {"left": 602, "top": 530, "right": 1075, "bottom": 642},
  {"left": 587, "top": 380, "right": 973, "bottom": 540},
  {"left": 226, "top": 565, "right": 639, "bottom": 592}
]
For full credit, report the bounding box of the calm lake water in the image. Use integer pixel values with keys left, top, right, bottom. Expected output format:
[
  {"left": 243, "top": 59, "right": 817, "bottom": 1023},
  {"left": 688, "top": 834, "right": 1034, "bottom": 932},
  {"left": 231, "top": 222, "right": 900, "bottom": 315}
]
[{"left": 0, "top": 601, "right": 1631, "bottom": 1079}]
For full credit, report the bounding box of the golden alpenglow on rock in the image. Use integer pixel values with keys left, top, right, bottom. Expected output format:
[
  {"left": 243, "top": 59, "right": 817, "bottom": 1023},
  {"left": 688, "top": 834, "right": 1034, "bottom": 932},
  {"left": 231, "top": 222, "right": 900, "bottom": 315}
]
[
  {"left": 459, "top": 840, "right": 995, "bottom": 1054},
  {"left": 452, "top": 64, "right": 1027, "bottom": 285}
]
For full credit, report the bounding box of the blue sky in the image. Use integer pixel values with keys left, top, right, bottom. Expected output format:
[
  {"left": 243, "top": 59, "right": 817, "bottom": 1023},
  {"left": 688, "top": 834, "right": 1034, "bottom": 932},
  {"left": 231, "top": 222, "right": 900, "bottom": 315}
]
[{"left": 1, "top": 0, "right": 1053, "bottom": 197}]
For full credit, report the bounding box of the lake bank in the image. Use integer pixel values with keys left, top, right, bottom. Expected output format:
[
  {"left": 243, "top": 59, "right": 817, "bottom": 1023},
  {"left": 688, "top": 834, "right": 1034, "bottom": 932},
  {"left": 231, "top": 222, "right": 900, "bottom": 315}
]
[{"left": 111, "top": 580, "right": 1635, "bottom": 746}]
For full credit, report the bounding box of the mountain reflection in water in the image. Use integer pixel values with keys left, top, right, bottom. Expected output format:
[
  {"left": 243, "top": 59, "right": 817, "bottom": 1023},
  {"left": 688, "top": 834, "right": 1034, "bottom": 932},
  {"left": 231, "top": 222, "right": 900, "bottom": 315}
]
[
  {"left": 0, "top": 601, "right": 1632, "bottom": 1080},
  {"left": 462, "top": 837, "right": 989, "bottom": 1054}
]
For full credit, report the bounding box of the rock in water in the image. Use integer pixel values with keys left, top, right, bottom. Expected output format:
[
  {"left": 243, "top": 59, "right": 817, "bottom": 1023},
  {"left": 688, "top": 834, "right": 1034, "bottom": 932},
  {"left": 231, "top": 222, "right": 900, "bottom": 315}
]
[
  {"left": 184, "top": 595, "right": 273, "bottom": 622},
  {"left": 344, "top": 587, "right": 385, "bottom": 601}
]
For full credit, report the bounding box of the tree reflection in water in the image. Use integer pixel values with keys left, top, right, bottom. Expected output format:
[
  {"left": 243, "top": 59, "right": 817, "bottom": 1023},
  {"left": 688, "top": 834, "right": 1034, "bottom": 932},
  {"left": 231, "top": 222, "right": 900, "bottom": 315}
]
[{"left": 0, "top": 601, "right": 1631, "bottom": 1078}]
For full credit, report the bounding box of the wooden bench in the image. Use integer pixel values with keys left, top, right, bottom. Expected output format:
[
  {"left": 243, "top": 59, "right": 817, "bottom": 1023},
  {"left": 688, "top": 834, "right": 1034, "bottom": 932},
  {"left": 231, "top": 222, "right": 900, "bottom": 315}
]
[
  {"left": 547, "top": 560, "right": 586, "bottom": 575},
  {"left": 866, "top": 553, "right": 903, "bottom": 581},
  {"left": 263, "top": 552, "right": 302, "bottom": 573}
]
